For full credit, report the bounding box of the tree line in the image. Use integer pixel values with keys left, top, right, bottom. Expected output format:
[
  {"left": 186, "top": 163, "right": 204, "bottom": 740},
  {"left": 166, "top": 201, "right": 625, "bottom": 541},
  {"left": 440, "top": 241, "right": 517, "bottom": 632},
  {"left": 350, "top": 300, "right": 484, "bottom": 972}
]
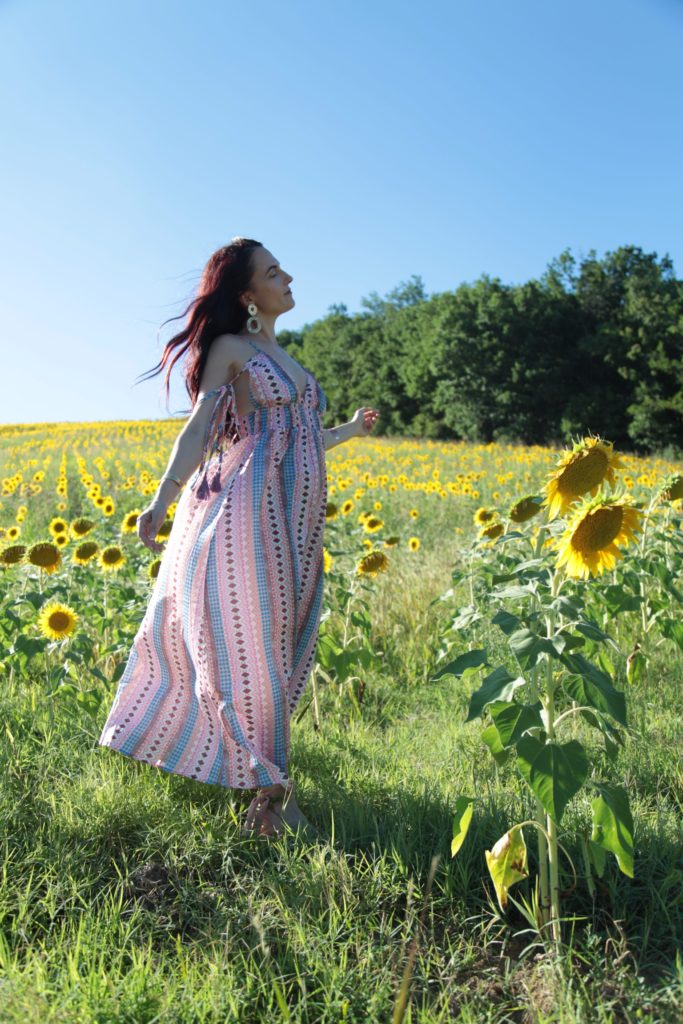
[{"left": 280, "top": 245, "right": 683, "bottom": 458}]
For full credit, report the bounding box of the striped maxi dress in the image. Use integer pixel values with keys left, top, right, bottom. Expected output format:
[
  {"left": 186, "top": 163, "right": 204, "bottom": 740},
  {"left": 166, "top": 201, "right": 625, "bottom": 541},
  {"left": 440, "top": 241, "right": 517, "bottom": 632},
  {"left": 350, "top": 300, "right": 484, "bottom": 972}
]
[{"left": 98, "top": 338, "right": 328, "bottom": 790}]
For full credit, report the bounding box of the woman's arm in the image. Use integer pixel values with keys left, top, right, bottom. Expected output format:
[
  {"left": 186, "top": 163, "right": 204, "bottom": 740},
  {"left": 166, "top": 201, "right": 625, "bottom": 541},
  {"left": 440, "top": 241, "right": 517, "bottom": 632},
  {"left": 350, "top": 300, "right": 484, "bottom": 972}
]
[{"left": 323, "top": 421, "right": 356, "bottom": 451}]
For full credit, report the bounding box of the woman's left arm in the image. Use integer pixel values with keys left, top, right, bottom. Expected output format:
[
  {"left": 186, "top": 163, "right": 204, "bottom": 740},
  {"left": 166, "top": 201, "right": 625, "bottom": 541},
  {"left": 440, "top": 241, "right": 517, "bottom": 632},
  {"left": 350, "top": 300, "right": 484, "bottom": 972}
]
[{"left": 323, "top": 407, "right": 379, "bottom": 450}]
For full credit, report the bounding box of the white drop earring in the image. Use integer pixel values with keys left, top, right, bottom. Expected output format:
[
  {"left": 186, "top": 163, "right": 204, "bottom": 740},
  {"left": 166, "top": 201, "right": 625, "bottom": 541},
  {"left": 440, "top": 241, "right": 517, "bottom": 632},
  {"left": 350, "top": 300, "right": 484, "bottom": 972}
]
[{"left": 246, "top": 302, "right": 262, "bottom": 334}]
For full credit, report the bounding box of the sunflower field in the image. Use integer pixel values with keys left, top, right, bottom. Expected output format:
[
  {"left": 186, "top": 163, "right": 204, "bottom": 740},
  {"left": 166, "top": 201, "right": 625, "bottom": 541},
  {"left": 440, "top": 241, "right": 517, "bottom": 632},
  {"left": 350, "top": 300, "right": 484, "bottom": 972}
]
[{"left": 1, "top": 417, "right": 682, "bottom": 1022}]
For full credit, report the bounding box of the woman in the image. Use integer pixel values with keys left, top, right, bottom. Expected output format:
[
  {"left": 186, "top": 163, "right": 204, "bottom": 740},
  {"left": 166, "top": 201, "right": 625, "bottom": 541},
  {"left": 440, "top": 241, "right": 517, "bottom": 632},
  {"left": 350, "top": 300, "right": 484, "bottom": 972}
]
[{"left": 98, "top": 237, "right": 379, "bottom": 839}]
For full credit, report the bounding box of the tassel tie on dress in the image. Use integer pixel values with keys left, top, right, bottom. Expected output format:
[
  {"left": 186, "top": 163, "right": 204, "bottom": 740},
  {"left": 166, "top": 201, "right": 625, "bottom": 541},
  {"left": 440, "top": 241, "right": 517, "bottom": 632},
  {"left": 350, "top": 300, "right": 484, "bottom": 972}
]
[{"left": 192, "top": 384, "right": 239, "bottom": 500}]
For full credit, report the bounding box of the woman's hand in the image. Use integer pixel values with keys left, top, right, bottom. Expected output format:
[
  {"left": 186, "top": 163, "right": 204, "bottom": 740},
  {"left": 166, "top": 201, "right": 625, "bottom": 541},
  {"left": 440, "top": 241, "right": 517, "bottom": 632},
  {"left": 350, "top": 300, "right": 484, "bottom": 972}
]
[
  {"left": 136, "top": 502, "right": 168, "bottom": 553},
  {"left": 350, "top": 407, "right": 379, "bottom": 437}
]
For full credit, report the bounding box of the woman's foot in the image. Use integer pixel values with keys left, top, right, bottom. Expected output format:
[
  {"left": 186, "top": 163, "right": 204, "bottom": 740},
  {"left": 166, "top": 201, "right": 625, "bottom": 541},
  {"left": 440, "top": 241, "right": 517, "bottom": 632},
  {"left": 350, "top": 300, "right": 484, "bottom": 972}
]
[{"left": 242, "top": 781, "right": 318, "bottom": 839}]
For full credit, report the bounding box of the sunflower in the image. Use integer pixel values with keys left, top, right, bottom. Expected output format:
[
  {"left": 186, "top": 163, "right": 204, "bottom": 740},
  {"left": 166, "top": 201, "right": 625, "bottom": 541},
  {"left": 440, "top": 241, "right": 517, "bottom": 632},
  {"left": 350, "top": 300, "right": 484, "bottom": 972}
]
[
  {"left": 323, "top": 547, "right": 332, "bottom": 573},
  {"left": 325, "top": 501, "right": 339, "bottom": 520},
  {"left": 48, "top": 517, "right": 69, "bottom": 538},
  {"left": 478, "top": 521, "right": 504, "bottom": 542},
  {"left": 148, "top": 558, "right": 162, "bottom": 580},
  {"left": 73, "top": 541, "right": 99, "bottom": 564},
  {"left": 6, "top": 525, "right": 21, "bottom": 540},
  {"left": 27, "top": 542, "right": 61, "bottom": 574},
  {"left": 363, "top": 516, "right": 384, "bottom": 533},
  {"left": 38, "top": 601, "right": 78, "bottom": 639},
  {"left": 508, "top": 494, "right": 544, "bottom": 523},
  {"left": 122, "top": 509, "right": 141, "bottom": 533},
  {"left": 409, "top": 508, "right": 419, "bottom": 519},
  {"left": 383, "top": 536, "right": 400, "bottom": 547},
  {"left": 70, "top": 517, "right": 95, "bottom": 538},
  {"left": 553, "top": 492, "right": 643, "bottom": 579},
  {"left": 542, "top": 436, "right": 626, "bottom": 520},
  {"left": 357, "top": 550, "right": 389, "bottom": 577},
  {"left": 1, "top": 544, "right": 27, "bottom": 566},
  {"left": 102, "top": 500, "right": 115, "bottom": 516},
  {"left": 657, "top": 473, "right": 683, "bottom": 503},
  {"left": 408, "top": 536, "right": 420, "bottom": 551},
  {"left": 54, "top": 533, "right": 69, "bottom": 548},
  {"left": 341, "top": 500, "right": 354, "bottom": 515},
  {"left": 474, "top": 506, "right": 496, "bottom": 526},
  {"left": 99, "top": 545, "right": 125, "bottom": 571},
  {"left": 155, "top": 519, "right": 173, "bottom": 539}
]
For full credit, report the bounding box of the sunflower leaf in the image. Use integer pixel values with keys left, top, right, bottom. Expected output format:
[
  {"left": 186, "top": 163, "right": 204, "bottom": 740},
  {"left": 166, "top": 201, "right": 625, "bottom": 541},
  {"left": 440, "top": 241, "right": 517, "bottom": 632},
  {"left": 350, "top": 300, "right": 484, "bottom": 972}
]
[
  {"left": 515, "top": 736, "right": 589, "bottom": 824},
  {"left": 466, "top": 666, "right": 526, "bottom": 722},
  {"left": 451, "top": 796, "right": 475, "bottom": 857},
  {"left": 590, "top": 782, "right": 634, "bottom": 877},
  {"left": 485, "top": 825, "right": 529, "bottom": 911},
  {"left": 508, "top": 628, "right": 558, "bottom": 669},
  {"left": 559, "top": 652, "right": 627, "bottom": 726},
  {"left": 432, "top": 648, "right": 488, "bottom": 680},
  {"left": 489, "top": 700, "right": 544, "bottom": 747},
  {"left": 481, "top": 723, "right": 511, "bottom": 765}
]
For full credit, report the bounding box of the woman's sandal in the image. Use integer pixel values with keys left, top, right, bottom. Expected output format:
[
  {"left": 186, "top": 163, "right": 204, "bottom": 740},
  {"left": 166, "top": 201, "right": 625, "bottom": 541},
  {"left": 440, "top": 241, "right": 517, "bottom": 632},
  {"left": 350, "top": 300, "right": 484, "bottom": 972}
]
[{"left": 241, "top": 780, "right": 319, "bottom": 841}]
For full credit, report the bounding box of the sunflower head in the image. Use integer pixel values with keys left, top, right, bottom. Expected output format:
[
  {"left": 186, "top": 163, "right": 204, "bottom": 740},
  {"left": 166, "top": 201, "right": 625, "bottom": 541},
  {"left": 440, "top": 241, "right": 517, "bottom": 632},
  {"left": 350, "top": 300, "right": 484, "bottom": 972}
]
[
  {"left": 73, "top": 541, "right": 100, "bottom": 564},
  {"left": 48, "top": 517, "right": 68, "bottom": 537},
  {"left": 38, "top": 601, "right": 78, "bottom": 640},
  {"left": 70, "top": 517, "right": 95, "bottom": 538},
  {"left": 122, "top": 510, "right": 141, "bottom": 533},
  {"left": 554, "top": 490, "right": 643, "bottom": 579},
  {"left": 363, "top": 516, "right": 384, "bottom": 533},
  {"left": 478, "top": 521, "right": 504, "bottom": 542},
  {"left": 657, "top": 473, "right": 683, "bottom": 504},
  {"left": 323, "top": 548, "right": 333, "bottom": 573},
  {"left": 1, "top": 544, "right": 27, "bottom": 566},
  {"left": 99, "top": 545, "right": 125, "bottom": 571},
  {"left": 508, "top": 494, "right": 544, "bottom": 523},
  {"left": 357, "top": 550, "right": 389, "bottom": 577},
  {"left": 28, "top": 542, "right": 61, "bottom": 574},
  {"left": 148, "top": 558, "right": 162, "bottom": 580},
  {"left": 542, "top": 435, "right": 626, "bottom": 520},
  {"left": 325, "top": 501, "right": 339, "bottom": 520},
  {"left": 473, "top": 507, "right": 496, "bottom": 526}
]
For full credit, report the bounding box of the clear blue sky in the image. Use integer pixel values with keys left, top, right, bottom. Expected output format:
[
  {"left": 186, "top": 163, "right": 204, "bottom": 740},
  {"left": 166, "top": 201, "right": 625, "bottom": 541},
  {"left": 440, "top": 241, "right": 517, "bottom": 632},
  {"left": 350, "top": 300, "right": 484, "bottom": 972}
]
[{"left": 2, "top": 0, "right": 681, "bottom": 425}]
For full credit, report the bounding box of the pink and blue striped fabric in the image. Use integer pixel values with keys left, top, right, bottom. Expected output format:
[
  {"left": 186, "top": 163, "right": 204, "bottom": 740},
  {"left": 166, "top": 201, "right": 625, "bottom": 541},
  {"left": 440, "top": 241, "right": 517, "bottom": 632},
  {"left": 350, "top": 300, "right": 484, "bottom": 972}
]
[{"left": 98, "top": 341, "right": 328, "bottom": 790}]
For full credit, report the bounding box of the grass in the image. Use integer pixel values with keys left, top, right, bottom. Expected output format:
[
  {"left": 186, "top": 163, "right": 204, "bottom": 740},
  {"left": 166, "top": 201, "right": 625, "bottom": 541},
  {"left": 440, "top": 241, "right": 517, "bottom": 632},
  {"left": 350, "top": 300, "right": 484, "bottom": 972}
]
[{"left": 1, "top": 547, "right": 682, "bottom": 1024}]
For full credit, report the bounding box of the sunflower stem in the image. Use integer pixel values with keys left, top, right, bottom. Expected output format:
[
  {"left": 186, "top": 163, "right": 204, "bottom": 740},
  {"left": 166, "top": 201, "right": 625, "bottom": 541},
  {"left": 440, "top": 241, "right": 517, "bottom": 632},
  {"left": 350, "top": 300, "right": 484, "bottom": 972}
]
[{"left": 543, "top": 568, "right": 563, "bottom": 945}]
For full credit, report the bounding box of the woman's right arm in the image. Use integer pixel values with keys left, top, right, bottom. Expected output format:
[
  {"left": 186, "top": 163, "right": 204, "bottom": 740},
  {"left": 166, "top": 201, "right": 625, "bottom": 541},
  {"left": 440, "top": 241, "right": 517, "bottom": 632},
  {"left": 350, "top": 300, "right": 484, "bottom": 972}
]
[{"left": 137, "top": 336, "right": 239, "bottom": 551}]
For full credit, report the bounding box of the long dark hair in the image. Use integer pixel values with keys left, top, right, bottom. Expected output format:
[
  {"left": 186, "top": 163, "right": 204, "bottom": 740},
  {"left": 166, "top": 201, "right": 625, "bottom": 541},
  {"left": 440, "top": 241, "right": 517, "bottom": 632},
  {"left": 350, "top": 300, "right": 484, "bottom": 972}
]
[{"left": 136, "top": 236, "right": 263, "bottom": 414}]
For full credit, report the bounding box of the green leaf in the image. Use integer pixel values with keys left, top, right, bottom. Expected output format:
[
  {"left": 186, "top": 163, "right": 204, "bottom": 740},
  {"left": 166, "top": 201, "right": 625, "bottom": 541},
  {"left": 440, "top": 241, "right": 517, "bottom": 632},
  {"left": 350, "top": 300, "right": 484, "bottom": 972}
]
[
  {"left": 549, "top": 595, "right": 582, "bottom": 620},
  {"left": 432, "top": 648, "right": 488, "bottom": 680},
  {"left": 451, "top": 796, "right": 475, "bottom": 857},
  {"left": 450, "top": 606, "right": 483, "bottom": 631},
  {"left": 590, "top": 783, "right": 634, "bottom": 877},
  {"left": 489, "top": 701, "right": 543, "bottom": 747},
  {"left": 481, "top": 724, "right": 510, "bottom": 766},
  {"left": 574, "top": 618, "right": 614, "bottom": 644},
  {"left": 516, "top": 736, "right": 589, "bottom": 823},
  {"left": 509, "top": 629, "right": 558, "bottom": 670},
  {"left": 659, "top": 617, "right": 683, "bottom": 653},
  {"left": 466, "top": 666, "right": 526, "bottom": 722},
  {"left": 588, "top": 840, "right": 607, "bottom": 877},
  {"left": 560, "top": 652, "right": 627, "bottom": 727},
  {"left": 485, "top": 825, "right": 528, "bottom": 911},
  {"left": 491, "top": 609, "right": 521, "bottom": 636},
  {"left": 579, "top": 709, "right": 624, "bottom": 760},
  {"left": 650, "top": 561, "right": 683, "bottom": 605}
]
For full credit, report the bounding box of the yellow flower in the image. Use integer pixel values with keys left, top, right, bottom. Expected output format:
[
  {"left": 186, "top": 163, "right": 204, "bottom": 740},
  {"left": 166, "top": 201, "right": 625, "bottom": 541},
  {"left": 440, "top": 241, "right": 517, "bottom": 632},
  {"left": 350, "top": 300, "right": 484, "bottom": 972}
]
[
  {"left": 48, "top": 517, "right": 68, "bottom": 538},
  {"left": 155, "top": 519, "right": 173, "bottom": 540},
  {"left": 6, "top": 525, "right": 20, "bottom": 540},
  {"left": 323, "top": 548, "right": 332, "bottom": 573},
  {"left": 363, "top": 516, "right": 384, "bottom": 533},
  {"left": 474, "top": 507, "right": 496, "bottom": 526},
  {"left": 122, "top": 510, "right": 141, "bottom": 533},
  {"left": 99, "top": 545, "right": 125, "bottom": 571},
  {"left": 341, "top": 500, "right": 354, "bottom": 515},
  {"left": 409, "top": 508, "right": 419, "bottom": 519},
  {"left": 102, "top": 499, "right": 115, "bottom": 516},
  {"left": 657, "top": 473, "right": 683, "bottom": 503},
  {"left": 38, "top": 601, "right": 78, "bottom": 639},
  {"left": 54, "top": 533, "right": 69, "bottom": 547},
  {"left": 478, "top": 522, "right": 504, "bottom": 541},
  {"left": 357, "top": 550, "right": 389, "bottom": 576},
  {"left": 553, "top": 493, "right": 643, "bottom": 579},
  {"left": 1, "top": 544, "right": 27, "bottom": 566},
  {"left": 543, "top": 436, "right": 626, "bottom": 520},
  {"left": 70, "top": 517, "right": 95, "bottom": 538},
  {"left": 408, "top": 536, "right": 420, "bottom": 551},
  {"left": 325, "top": 501, "right": 339, "bottom": 520},
  {"left": 148, "top": 558, "right": 162, "bottom": 579},
  {"left": 508, "top": 494, "right": 544, "bottom": 523},
  {"left": 73, "top": 541, "right": 99, "bottom": 564},
  {"left": 27, "top": 542, "right": 61, "bottom": 574}
]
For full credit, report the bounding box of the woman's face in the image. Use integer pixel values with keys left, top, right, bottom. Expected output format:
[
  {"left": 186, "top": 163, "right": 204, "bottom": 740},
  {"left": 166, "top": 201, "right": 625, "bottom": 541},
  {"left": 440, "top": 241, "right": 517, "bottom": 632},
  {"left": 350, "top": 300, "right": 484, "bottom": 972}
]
[{"left": 244, "top": 247, "right": 295, "bottom": 314}]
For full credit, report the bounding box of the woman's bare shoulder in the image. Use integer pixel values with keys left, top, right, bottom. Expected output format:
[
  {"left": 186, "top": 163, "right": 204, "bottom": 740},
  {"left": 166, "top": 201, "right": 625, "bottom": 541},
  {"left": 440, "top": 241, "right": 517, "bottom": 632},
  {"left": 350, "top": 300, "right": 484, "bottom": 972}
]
[{"left": 210, "top": 333, "right": 255, "bottom": 379}]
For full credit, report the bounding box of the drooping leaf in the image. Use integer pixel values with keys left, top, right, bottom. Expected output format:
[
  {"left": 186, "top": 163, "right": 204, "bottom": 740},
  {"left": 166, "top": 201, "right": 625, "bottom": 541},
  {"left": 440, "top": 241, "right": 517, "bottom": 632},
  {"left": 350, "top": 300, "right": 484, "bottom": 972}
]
[
  {"left": 481, "top": 723, "right": 510, "bottom": 766},
  {"left": 590, "top": 782, "right": 634, "bottom": 877},
  {"left": 509, "top": 629, "right": 558, "bottom": 669},
  {"left": 451, "top": 796, "right": 475, "bottom": 857},
  {"left": 491, "top": 608, "right": 521, "bottom": 636},
  {"left": 485, "top": 825, "right": 528, "bottom": 911}
]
